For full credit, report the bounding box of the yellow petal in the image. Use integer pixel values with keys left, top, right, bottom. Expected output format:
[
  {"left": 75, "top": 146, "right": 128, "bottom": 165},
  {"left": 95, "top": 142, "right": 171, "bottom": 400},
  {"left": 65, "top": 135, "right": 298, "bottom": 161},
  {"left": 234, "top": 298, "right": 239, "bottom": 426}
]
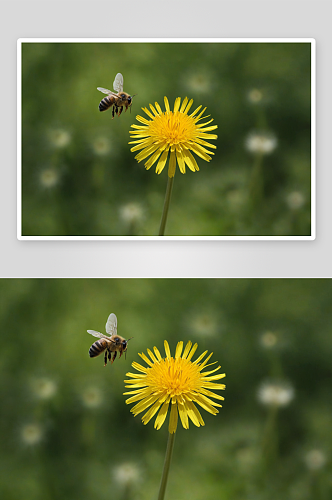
[
  {"left": 175, "top": 341, "right": 183, "bottom": 359},
  {"left": 154, "top": 400, "right": 170, "bottom": 430},
  {"left": 136, "top": 115, "right": 150, "bottom": 125},
  {"left": 142, "top": 107, "right": 155, "bottom": 119},
  {"left": 147, "top": 348, "right": 159, "bottom": 364},
  {"left": 173, "top": 97, "right": 181, "bottom": 113},
  {"left": 164, "top": 340, "right": 171, "bottom": 359},
  {"left": 186, "top": 343, "right": 198, "bottom": 361},
  {"left": 182, "top": 341, "right": 193, "bottom": 359},
  {"left": 167, "top": 151, "right": 176, "bottom": 178},
  {"left": 184, "top": 401, "right": 204, "bottom": 427},
  {"left": 164, "top": 96, "right": 170, "bottom": 112},
  {"left": 144, "top": 149, "right": 164, "bottom": 170},
  {"left": 179, "top": 97, "right": 188, "bottom": 113},
  {"left": 153, "top": 346, "right": 162, "bottom": 361},
  {"left": 149, "top": 103, "right": 159, "bottom": 116},
  {"left": 142, "top": 400, "right": 163, "bottom": 425},
  {"left": 183, "top": 150, "right": 199, "bottom": 172},
  {"left": 155, "top": 149, "right": 169, "bottom": 174},
  {"left": 176, "top": 150, "right": 186, "bottom": 174},
  {"left": 178, "top": 402, "right": 189, "bottom": 429},
  {"left": 155, "top": 101, "right": 163, "bottom": 114},
  {"left": 131, "top": 361, "right": 149, "bottom": 373},
  {"left": 138, "top": 352, "right": 154, "bottom": 367},
  {"left": 168, "top": 401, "right": 178, "bottom": 434}
]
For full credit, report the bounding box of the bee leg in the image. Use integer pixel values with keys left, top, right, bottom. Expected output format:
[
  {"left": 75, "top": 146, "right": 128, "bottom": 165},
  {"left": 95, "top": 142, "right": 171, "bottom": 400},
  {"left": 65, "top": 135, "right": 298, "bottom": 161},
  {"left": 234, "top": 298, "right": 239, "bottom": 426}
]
[
  {"left": 115, "top": 105, "right": 119, "bottom": 116},
  {"left": 118, "top": 106, "right": 123, "bottom": 116},
  {"left": 104, "top": 350, "right": 108, "bottom": 367},
  {"left": 111, "top": 351, "right": 117, "bottom": 364}
]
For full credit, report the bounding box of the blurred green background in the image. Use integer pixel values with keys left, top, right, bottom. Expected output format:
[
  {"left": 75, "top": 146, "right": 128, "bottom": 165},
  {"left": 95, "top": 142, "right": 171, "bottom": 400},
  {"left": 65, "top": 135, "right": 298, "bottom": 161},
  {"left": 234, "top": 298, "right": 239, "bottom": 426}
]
[
  {"left": 1, "top": 278, "right": 331, "bottom": 499},
  {"left": 21, "top": 42, "right": 312, "bottom": 236}
]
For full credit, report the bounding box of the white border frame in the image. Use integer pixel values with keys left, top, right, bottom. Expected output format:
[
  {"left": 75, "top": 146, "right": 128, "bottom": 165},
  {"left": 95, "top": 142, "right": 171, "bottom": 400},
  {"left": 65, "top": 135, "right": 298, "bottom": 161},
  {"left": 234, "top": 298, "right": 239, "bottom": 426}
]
[{"left": 17, "top": 38, "right": 316, "bottom": 241}]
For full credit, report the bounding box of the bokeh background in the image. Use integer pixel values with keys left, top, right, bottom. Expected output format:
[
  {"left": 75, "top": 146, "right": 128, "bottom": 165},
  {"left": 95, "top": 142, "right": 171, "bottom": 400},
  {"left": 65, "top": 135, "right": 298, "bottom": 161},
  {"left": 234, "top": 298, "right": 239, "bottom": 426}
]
[
  {"left": 21, "top": 42, "right": 312, "bottom": 236},
  {"left": 1, "top": 278, "right": 331, "bottom": 499}
]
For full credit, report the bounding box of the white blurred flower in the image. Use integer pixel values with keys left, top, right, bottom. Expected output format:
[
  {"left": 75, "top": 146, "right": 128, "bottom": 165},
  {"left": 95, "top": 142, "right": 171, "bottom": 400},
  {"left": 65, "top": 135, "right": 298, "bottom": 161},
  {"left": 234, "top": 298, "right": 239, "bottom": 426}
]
[
  {"left": 31, "top": 377, "right": 57, "bottom": 399},
  {"left": 286, "top": 191, "right": 305, "bottom": 210},
  {"left": 119, "top": 203, "right": 144, "bottom": 225},
  {"left": 304, "top": 449, "right": 327, "bottom": 471},
  {"left": 189, "top": 312, "right": 218, "bottom": 337},
  {"left": 260, "top": 331, "right": 278, "bottom": 349},
  {"left": 257, "top": 380, "right": 294, "bottom": 407},
  {"left": 247, "top": 88, "right": 264, "bottom": 104},
  {"left": 21, "top": 423, "right": 43, "bottom": 445},
  {"left": 48, "top": 128, "right": 71, "bottom": 148},
  {"left": 112, "top": 462, "right": 141, "bottom": 487},
  {"left": 81, "top": 386, "right": 103, "bottom": 408},
  {"left": 185, "top": 71, "right": 212, "bottom": 94},
  {"left": 92, "top": 136, "right": 111, "bottom": 156},
  {"left": 245, "top": 131, "right": 278, "bottom": 155},
  {"left": 39, "top": 168, "right": 60, "bottom": 188}
]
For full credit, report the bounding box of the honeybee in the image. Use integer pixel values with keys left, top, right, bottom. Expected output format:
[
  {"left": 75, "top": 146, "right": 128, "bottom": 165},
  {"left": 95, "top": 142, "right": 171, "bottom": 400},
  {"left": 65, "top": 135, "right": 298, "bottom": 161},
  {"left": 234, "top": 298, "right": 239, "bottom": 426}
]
[
  {"left": 88, "top": 313, "right": 133, "bottom": 366},
  {"left": 97, "top": 73, "right": 136, "bottom": 118}
]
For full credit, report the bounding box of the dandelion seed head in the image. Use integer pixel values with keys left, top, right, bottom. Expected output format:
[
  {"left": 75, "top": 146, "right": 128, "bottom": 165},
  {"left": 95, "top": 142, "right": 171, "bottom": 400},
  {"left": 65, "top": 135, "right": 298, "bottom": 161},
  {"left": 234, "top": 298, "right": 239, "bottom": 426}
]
[
  {"left": 124, "top": 340, "right": 226, "bottom": 434},
  {"left": 257, "top": 380, "right": 294, "bottom": 407},
  {"left": 260, "top": 331, "right": 278, "bottom": 349},
  {"left": 112, "top": 462, "right": 141, "bottom": 486},
  {"left": 39, "top": 168, "right": 60, "bottom": 188},
  {"left": 129, "top": 96, "right": 218, "bottom": 178},
  {"left": 185, "top": 71, "right": 213, "bottom": 94},
  {"left": 245, "top": 131, "right": 278, "bottom": 155},
  {"left": 286, "top": 191, "right": 305, "bottom": 210},
  {"left": 119, "top": 202, "right": 144, "bottom": 224},
  {"left": 48, "top": 129, "right": 71, "bottom": 148},
  {"left": 21, "top": 423, "right": 43, "bottom": 445},
  {"left": 92, "top": 136, "right": 111, "bottom": 156},
  {"left": 304, "top": 449, "right": 327, "bottom": 471},
  {"left": 31, "top": 377, "right": 57, "bottom": 399},
  {"left": 81, "top": 386, "right": 103, "bottom": 408},
  {"left": 247, "top": 88, "right": 264, "bottom": 104},
  {"left": 189, "top": 312, "right": 218, "bottom": 337}
]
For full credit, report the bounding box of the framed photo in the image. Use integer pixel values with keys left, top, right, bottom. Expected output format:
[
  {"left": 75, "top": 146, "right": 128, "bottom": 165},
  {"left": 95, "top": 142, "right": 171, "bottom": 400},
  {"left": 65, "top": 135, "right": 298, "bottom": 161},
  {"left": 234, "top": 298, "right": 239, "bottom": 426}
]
[{"left": 18, "top": 38, "right": 315, "bottom": 240}]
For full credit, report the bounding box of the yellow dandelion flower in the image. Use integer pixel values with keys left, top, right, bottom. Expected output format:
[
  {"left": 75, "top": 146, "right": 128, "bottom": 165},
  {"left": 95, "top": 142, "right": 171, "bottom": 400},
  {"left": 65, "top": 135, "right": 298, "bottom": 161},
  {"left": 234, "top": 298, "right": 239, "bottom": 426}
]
[
  {"left": 124, "top": 340, "right": 226, "bottom": 434},
  {"left": 129, "top": 97, "right": 218, "bottom": 178}
]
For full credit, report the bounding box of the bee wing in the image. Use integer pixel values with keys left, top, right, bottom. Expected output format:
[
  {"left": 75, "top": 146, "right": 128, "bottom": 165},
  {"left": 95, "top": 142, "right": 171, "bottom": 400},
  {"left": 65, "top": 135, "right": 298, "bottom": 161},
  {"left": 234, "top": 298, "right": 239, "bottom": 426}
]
[
  {"left": 113, "top": 73, "right": 124, "bottom": 93},
  {"left": 97, "top": 87, "right": 113, "bottom": 95},
  {"left": 105, "top": 313, "right": 117, "bottom": 335},
  {"left": 87, "top": 330, "right": 110, "bottom": 339}
]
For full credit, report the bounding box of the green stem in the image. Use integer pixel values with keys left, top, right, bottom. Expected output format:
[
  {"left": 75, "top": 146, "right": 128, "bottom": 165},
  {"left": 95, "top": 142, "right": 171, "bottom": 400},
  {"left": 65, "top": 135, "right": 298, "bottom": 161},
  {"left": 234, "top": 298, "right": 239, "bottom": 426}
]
[
  {"left": 261, "top": 404, "right": 279, "bottom": 469},
  {"left": 157, "top": 432, "right": 176, "bottom": 500},
  {"left": 158, "top": 176, "right": 174, "bottom": 236},
  {"left": 249, "top": 152, "right": 264, "bottom": 207}
]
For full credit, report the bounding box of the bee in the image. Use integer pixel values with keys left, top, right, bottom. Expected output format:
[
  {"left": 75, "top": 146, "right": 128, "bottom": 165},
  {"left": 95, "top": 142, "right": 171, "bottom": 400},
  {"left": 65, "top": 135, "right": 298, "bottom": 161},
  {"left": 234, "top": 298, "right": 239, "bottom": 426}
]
[
  {"left": 87, "top": 313, "right": 133, "bottom": 366},
  {"left": 97, "top": 73, "right": 136, "bottom": 118}
]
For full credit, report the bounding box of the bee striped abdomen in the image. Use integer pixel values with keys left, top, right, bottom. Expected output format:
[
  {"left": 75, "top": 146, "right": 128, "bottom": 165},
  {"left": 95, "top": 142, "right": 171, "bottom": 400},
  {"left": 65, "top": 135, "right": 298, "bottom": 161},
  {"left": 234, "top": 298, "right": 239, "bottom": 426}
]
[
  {"left": 89, "top": 340, "right": 107, "bottom": 357},
  {"left": 99, "top": 96, "right": 114, "bottom": 112}
]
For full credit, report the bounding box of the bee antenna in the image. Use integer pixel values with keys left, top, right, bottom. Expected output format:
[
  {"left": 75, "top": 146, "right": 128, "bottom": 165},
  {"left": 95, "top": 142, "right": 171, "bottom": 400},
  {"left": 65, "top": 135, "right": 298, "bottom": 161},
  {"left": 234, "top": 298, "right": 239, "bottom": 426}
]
[{"left": 127, "top": 337, "right": 134, "bottom": 342}]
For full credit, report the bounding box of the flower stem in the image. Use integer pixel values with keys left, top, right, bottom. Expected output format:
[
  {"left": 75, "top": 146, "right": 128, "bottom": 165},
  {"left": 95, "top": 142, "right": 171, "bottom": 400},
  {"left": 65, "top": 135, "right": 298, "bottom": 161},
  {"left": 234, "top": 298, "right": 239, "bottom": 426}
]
[
  {"left": 249, "top": 151, "right": 264, "bottom": 207},
  {"left": 158, "top": 176, "right": 174, "bottom": 236},
  {"left": 157, "top": 431, "right": 176, "bottom": 500}
]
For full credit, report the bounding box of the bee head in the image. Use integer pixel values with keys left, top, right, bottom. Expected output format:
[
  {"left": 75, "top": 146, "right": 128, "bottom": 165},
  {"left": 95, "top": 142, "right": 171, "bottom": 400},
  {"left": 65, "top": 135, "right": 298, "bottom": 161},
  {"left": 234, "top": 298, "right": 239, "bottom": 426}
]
[
  {"left": 129, "top": 94, "right": 137, "bottom": 106},
  {"left": 124, "top": 337, "right": 134, "bottom": 350}
]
